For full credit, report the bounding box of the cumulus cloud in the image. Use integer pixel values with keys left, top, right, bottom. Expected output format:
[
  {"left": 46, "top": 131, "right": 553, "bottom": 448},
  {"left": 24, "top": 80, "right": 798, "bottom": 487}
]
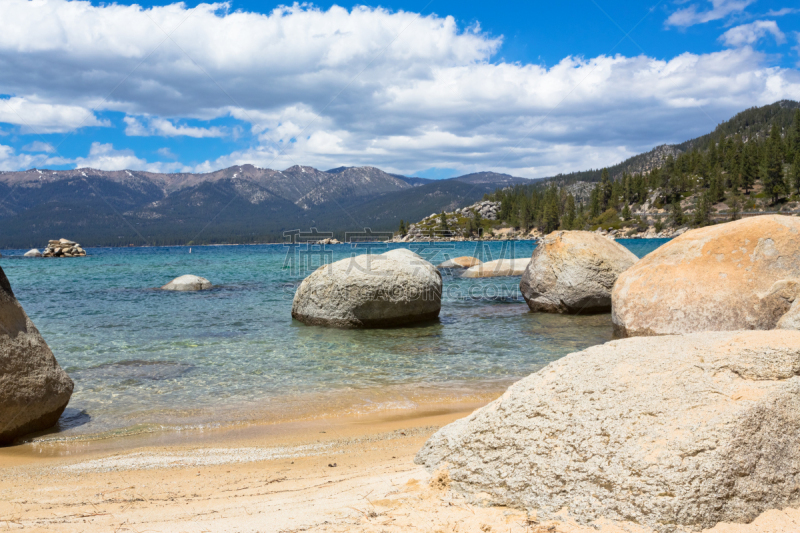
[
  {"left": 74, "top": 142, "right": 148, "bottom": 171},
  {"left": 0, "top": 97, "right": 106, "bottom": 133},
  {"left": 22, "top": 140, "right": 56, "bottom": 153},
  {"left": 720, "top": 20, "right": 786, "bottom": 47},
  {"left": 124, "top": 116, "right": 225, "bottom": 138},
  {"left": 0, "top": 1, "right": 798, "bottom": 176},
  {"left": 0, "top": 144, "right": 70, "bottom": 170},
  {"left": 666, "top": 0, "right": 756, "bottom": 27}
]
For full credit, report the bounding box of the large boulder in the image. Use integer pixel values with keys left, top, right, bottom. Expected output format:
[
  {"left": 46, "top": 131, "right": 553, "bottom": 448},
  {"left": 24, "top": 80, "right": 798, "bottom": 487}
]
[
  {"left": 0, "top": 267, "right": 73, "bottom": 445},
  {"left": 292, "top": 252, "right": 441, "bottom": 328},
  {"left": 23, "top": 249, "right": 42, "bottom": 258},
  {"left": 416, "top": 330, "right": 800, "bottom": 532},
  {"left": 437, "top": 256, "right": 482, "bottom": 269},
  {"left": 520, "top": 230, "right": 638, "bottom": 313},
  {"left": 161, "top": 275, "right": 212, "bottom": 291},
  {"left": 461, "top": 258, "right": 530, "bottom": 278},
  {"left": 613, "top": 215, "right": 800, "bottom": 337}
]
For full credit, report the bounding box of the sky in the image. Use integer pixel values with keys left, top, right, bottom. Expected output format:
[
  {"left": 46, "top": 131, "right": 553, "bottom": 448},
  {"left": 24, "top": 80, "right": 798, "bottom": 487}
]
[{"left": 0, "top": 0, "right": 798, "bottom": 179}]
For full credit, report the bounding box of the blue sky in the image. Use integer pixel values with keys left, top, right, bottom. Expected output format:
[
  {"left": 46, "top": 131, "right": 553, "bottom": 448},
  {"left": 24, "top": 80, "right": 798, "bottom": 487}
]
[{"left": 0, "top": 0, "right": 798, "bottom": 178}]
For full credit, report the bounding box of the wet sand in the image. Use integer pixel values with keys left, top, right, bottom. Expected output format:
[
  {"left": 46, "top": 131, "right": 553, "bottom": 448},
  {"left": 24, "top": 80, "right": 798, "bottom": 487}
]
[{"left": 2, "top": 402, "right": 800, "bottom": 533}]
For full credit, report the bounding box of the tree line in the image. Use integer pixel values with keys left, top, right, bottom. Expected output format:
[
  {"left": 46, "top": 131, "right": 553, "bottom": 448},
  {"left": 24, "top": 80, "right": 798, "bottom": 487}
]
[{"left": 483, "top": 109, "right": 800, "bottom": 235}]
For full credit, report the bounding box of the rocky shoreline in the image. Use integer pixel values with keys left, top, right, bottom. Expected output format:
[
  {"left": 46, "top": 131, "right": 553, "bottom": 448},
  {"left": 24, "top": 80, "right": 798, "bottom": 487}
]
[{"left": 24, "top": 238, "right": 86, "bottom": 258}]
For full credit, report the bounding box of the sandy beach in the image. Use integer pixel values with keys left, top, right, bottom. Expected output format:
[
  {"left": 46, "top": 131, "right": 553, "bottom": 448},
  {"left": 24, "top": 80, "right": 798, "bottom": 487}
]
[{"left": 1, "top": 400, "right": 799, "bottom": 533}]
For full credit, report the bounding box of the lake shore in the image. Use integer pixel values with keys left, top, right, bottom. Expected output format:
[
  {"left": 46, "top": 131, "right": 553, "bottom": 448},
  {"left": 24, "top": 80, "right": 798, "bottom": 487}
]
[{"left": 3, "top": 398, "right": 799, "bottom": 533}]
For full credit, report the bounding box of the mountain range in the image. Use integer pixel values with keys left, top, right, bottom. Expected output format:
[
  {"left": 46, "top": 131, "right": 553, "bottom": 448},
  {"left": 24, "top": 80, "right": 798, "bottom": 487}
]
[
  {"left": 0, "top": 165, "right": 529, "bottom": 247},
  {"left": 2, "top": 100, "right": 797, "bottom": 248}
]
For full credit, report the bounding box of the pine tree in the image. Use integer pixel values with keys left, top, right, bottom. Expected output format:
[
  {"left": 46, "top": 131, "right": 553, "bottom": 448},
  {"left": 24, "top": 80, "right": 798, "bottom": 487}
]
[
  {"left": 671, "top": 199, "right": 684, "bottom": 227},
  {"left": 730, "top": 193, "right": 742, "bottom": 221},
  {"left": 741, "top": 142, "right": 756, "bottom": 194},
  {"left": 791, "top": 109, "right": 800, "bottom": 161},
  {"left": 589, "top": 187, "right": 601, "bottom": 219},
  {"left": 398, "top": 220, "right": 406, "bottom": 236},
  {"left": 693, "top": 192, "right": 712, "bottom": 227},
  {"left": 439, "top": 212, "right": 450, "bottom": 236},
  {"left": 562, "top": 194, "right": 576, "bottom": 229},
  {"left": 600, "top": 168, "right": 612, "bottom": 210},
  {"left": 621, "top": 204, "right": 631, "bottom": 221},
  {"left": 763, "top": 123, "right": 786, "bottom": 204},
  {"left": 792, "top": 153, "right": 800, "bottom": 197}
]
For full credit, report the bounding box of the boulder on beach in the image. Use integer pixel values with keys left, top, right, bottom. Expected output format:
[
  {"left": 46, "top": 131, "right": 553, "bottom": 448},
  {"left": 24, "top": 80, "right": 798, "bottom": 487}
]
[
  {"left": 23, "top": 249, "right": 42, "bottom": 258},
  {"left": 292, "top": 253, "right": 441, "bottom": 328},
  {"left": 520, "top": 230, "right": 638, "bottom": 314},
  {"left": 416, "top": 330, "right": 800, "bottom": 532},
  {"left": 0, "top": 266, "right": 73, "bottom": 445},
  {"left": 437, "top": 256, "right": 482, "bottom": 269},
  {"left": 161, "top": 275, "right": 212, "bottom": 291},
  {"left": 612, "top": 215, "right": 800, "bottom": 336},
  {"left": 461, "top": 258, "right": 529, "bottom": 278}
]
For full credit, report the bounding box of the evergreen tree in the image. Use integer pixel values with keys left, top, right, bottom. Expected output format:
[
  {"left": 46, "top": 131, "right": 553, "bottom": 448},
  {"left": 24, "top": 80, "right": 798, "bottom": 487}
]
[
  {"left": 589, "top": 187, "right": 601, "bottom": 219},
  {"left": 791, "top": 109, "right": 800, "bottom": 160},
  {"left": 621, "top": 203, "right": 631, "bottom": 221},
  {"left": 763, "top": 123, "right": 786, "bottom": 204},
  {"left": 792, "top": 153, "right": 800, "bottom": 197},
  {"left": 439, "top": 212, "right": 450, "bottom": 236},
  {"left": 398, "top": 219, "right": 406, "bottom": 236},
  {"left": 693, "top": 192, "right": 712, "bottom": 227},
  {"left": 600, "top": 168, "right": 612, "bottom": 210},
  {"left": 730, "top": 193, "right": 742, "bottom": 221},
  {"left": 671, "top": 200, "right": 684, "bottom": 227},
  {"left": 740, "top": 142, "right": 756, "bottom": 194},
  {"left": 562, "top": 194, "right": 576, "bottom": 229}
]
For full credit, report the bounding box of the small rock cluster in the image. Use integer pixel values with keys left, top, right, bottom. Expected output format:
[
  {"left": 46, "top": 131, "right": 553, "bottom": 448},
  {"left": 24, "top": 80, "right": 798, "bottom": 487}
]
[
  {"left": 43, "top": 239, "right": 86, "bottom": 258},
  {"left": 456, "top": 201, "right": 499, "bottom": 220}
]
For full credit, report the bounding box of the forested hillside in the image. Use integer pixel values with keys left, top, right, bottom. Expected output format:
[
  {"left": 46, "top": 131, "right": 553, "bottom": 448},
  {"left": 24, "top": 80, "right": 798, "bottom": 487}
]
[{"left": 477, "top": 103, "right": 800, "bottom": 237}]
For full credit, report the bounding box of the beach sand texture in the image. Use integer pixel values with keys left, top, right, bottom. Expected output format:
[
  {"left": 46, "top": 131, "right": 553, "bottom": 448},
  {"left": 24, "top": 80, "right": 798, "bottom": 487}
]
[{"left": 2, "top": 406, "right": 800, "bottom": 533}]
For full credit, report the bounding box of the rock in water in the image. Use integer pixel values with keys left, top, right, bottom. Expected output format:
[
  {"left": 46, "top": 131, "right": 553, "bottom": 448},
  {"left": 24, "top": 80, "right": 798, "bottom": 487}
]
[
  {"left": 520, "top": 230, "right": 638, "bottom": 313},
  {"left": 437, "top": 256, "right": 482, "bottom": 269},
  {"left": 613, "top": 215, "right": 800, "bottom": 336},
  {"left": 161, "top": 275, "right": 212, "bottom": 291},
  {"left": 382, "top": 248, "right": 423, "bottom": 261},
  {"left": 292, "top": 252, "right": 441, "bottom": 328},
  {"left": 416, "top": 330, "right": 800, "bottom": 532},
  {"left": 0, "top": 267, "right": 73, "bottom": 445},
  {"left": 23, "top": 249, "right": 42, "bottom": 258},
  {"left": 461, "top": 258, "right": 530, "bottom": 278}
]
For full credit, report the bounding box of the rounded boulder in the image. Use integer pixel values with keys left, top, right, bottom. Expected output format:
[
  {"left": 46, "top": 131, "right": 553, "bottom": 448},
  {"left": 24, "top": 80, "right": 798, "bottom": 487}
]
[
  {"left": 612, "top": 215, "right": 800, "bottom": 336},
  {"left": 416, "top": 330, "right": 800, "bottom": 532},
  {"left": 0, "top": 267, "right": 73, "bottom": 444},
  {"left": 521, "top": 230, "right": 638, "bottom": 314},
  {"left": 292, "top": 253, "right": 441, "bottom": 328},
  {"left": 161, "top": 275, "right": 212, "bottom": 291}
]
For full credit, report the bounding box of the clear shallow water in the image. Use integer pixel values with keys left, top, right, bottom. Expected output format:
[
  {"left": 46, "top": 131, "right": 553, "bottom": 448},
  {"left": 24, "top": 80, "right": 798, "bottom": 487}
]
[{"left": 0, "top": 239, "right": 668, "bottom": 441}]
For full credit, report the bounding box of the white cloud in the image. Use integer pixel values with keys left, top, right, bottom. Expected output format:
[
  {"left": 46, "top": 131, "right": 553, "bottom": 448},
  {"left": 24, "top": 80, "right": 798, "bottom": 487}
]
[
  {"left": 156, "top": 147, "right": 177, "bottom": 159},
  {"left": 720, "top": 20, "right": 787, "bottom": 47},
  {"left": 0, "top": 97, "right": 106, "bottom": 133},
  {"left": 0, "top": 144, "right": 70, "bottom": 170},
  {"left": 124, "top": 116, "right": 225, "bottom": 138},
  {"left": 74, "top": 142, "right": 147, "bottom": 171},
  {"left": 0, "top": 1, "right": 798, "bottom": 176},
  {"left": 666, "top": 0, "right": 756, "bottom": 27},
  {"left": 22, "top": 140, "right": 56, "bottom": 153},
  {"left": 766, "top": 8, "right": 800, "bottom": 17}
]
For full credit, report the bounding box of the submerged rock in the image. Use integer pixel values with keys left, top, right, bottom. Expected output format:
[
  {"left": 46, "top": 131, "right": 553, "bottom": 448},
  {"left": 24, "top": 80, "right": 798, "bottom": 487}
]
[
  {"left": 613, "top": 215, "right": 800, "bottom": 336},
  {"left": 520, "top": 230, "right": 637, "bottom": 314},
  {"left": 461, "top": 258, "right": 530, "bottom": 278},
  {"left": 292, "top": 252, "right": 441, "bottom": 328},
  {"left": 161, "top": 275, "right": 212, "bottom": 291},
  {"left": 23, "top": 249, "right": 42, "bottom": 258},
  {"left": 416, "top": 330, "right": 800, "bottom": 532},
  {"left": 437, "top": 256, "right": 482, "bottom": 269},
  {"left": 0, "top": 266, "right": 73, "bottom": 445}
]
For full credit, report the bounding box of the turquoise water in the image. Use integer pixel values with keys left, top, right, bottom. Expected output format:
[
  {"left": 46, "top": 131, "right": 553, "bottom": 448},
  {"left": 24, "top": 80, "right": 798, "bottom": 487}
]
[{"left": 0, "top": 239, "right": 668, "bottom": 441}]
